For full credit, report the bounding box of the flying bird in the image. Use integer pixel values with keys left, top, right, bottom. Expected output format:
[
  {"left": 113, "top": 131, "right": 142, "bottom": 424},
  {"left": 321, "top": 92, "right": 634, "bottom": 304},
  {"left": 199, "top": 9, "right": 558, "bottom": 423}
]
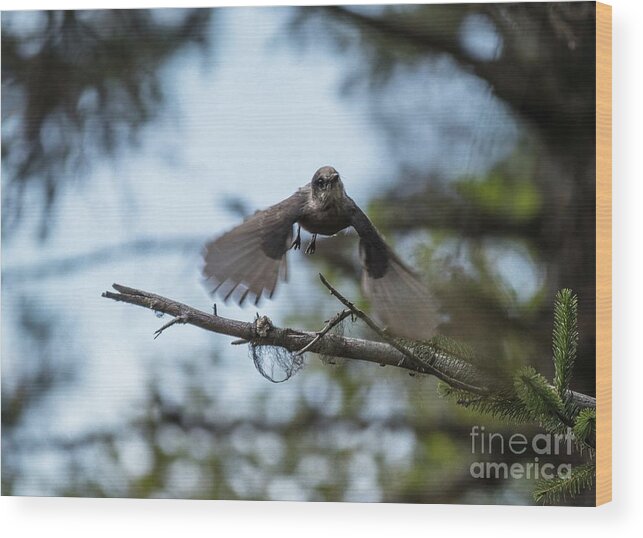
[{"left": 202, "top": 166, "right": 438, "bottom": 339}]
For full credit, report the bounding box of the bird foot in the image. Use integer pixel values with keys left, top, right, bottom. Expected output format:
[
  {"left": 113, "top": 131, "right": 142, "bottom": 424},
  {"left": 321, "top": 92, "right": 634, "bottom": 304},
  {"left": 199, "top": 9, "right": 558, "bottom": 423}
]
[
  {"left": 305, "top": 236, "right": 317, "bottom": 255},
  {"left": 290, "top": 226, "right": 302, "bottom": 250}
]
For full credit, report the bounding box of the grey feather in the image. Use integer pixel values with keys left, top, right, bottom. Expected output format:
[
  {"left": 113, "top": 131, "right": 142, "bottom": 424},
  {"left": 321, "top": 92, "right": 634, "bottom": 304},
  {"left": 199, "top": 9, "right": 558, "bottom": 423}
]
[
  {"left": 350, "top": 202, "right": 439, "bottom": 340},
  {"left": 202, "top": 190, "right": 306, "bottom": 304}
]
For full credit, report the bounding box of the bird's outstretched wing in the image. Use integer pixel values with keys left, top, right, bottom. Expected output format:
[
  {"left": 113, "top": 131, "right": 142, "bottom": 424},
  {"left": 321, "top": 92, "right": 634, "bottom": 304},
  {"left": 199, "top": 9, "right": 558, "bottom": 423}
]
[
  {"left": 202, "top": 190, "right": 307, "bottom": 305},
  {"left": 350, "top": 202, "right": 439, "bottom": 340}
]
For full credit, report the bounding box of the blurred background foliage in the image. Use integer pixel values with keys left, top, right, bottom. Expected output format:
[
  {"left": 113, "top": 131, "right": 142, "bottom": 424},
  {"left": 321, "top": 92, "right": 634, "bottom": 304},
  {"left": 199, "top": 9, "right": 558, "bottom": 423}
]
[
  {"left": 2, "top": 8, "right": 212, "bottom": 239},
  {"left": 2, "top": 3, "right": 596, "bottom": 504}
]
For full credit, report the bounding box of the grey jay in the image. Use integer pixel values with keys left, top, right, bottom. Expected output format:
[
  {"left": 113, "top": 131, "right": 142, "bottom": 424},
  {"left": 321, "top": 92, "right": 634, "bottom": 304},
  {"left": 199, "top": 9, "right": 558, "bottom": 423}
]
[{"left": 202, "top": 166, "right": 438, "bottom": 339}]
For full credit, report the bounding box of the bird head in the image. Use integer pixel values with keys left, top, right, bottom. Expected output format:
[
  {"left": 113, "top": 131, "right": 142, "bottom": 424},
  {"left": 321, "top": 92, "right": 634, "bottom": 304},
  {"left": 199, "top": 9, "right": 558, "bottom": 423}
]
[{"left": 310, "top": 166, "right": 344, "bottom": 204}]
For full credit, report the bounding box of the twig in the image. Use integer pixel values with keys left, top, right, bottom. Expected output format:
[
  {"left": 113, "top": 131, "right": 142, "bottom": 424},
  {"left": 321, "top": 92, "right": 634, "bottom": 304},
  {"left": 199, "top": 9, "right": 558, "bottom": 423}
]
[
  {"left": 154, "top": 313, "right": 189, "bottom": 339},
  {"left": 295, "top": 309, "right": 352, "bottom": 356}
]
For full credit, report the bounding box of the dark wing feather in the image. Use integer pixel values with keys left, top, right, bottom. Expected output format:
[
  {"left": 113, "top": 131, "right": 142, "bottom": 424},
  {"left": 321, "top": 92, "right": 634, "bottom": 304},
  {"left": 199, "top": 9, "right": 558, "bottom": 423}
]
[
  {"left": 202, "top": 190, "right": 307, "bottom": 305},
  {"left": 350, "top": 201, "right": 439, "bottom": 339}
]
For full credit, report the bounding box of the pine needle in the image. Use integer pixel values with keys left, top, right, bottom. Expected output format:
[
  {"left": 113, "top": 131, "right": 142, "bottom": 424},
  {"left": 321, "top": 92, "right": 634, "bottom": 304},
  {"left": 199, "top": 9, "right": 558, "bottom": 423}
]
[{"left": 534, "top": 462, "right": 595, "bottom": 504}]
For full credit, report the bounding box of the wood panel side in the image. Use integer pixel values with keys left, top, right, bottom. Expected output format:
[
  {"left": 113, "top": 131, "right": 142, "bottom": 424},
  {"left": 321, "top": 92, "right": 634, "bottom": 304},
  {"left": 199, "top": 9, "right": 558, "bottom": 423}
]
[{"left": 595, "top": 1, "right": 612, "bottom": 507}]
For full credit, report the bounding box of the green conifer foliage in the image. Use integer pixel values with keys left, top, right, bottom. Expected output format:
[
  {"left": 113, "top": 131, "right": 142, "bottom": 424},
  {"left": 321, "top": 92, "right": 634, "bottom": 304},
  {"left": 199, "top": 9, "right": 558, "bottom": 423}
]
[{"left": 440, "top": 289, "right": 595, "bottom": 504}]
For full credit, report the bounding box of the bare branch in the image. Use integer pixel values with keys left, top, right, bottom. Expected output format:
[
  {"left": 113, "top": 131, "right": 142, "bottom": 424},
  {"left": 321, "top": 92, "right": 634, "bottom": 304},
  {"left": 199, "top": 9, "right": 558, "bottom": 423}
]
[
  {"left": 102, "top": 283, "right": 417, "bottom": 369},
  {"left": 101, "top": 281, "right": 595, "bottom": 412}
]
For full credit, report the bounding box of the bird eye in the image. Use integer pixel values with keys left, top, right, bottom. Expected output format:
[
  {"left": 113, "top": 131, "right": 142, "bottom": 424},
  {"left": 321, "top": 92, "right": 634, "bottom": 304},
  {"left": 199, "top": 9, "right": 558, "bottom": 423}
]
[{"left": 315, "top": 178, "right": 324, "bottom": 186}]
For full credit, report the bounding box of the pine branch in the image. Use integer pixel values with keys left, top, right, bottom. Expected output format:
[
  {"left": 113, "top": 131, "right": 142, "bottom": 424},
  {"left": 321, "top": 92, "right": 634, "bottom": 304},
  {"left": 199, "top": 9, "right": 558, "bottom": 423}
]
[
  {"left": 533, "top": 462, "right": 595, "bottom": 504},
  {"left": 573, "top": 408, "right": 596, "bottom": 449},
  {"left": 514, "top": 367, "right": 571, "bottom": 433},
  {"left": 552, "top": 289, "right": 579, "bottom": 406},
  {"left": 439, "top": 384, "right": 534, "bottom": 424}
]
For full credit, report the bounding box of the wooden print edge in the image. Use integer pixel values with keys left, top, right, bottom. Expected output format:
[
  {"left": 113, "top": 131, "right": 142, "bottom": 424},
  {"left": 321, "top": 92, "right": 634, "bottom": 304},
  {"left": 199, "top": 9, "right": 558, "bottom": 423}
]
[{"left": 595, "top": 1, "right": 612, "bottom": 507}]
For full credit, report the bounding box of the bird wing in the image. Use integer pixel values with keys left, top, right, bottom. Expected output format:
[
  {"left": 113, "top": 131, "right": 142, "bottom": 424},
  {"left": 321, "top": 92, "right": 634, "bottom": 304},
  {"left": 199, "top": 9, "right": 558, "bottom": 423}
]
[
  {"left": 202, "top": 189, "right": 307, "bottom": 305},
  {"left": 349, "top": 201, "right": 439, "bottom": 339}
]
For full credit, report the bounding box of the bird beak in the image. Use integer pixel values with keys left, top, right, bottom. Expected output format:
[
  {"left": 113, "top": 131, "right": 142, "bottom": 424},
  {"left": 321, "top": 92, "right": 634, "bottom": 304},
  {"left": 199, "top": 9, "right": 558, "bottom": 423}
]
[{"left": 330, "top": 173, "right": 339, "bottom": 184}]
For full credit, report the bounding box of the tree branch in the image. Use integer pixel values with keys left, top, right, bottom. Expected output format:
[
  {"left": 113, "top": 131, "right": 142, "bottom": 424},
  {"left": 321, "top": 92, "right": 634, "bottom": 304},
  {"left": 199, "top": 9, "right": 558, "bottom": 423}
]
[{"left": 101, "top": 281, "right": 595, "bottom": 411}]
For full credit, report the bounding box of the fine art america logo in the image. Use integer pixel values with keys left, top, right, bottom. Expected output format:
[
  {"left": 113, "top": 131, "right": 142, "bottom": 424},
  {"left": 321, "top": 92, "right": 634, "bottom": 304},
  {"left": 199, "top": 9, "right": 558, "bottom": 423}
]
[{"left": 470, "top": 426, "right": 575, "bottom": 480}]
